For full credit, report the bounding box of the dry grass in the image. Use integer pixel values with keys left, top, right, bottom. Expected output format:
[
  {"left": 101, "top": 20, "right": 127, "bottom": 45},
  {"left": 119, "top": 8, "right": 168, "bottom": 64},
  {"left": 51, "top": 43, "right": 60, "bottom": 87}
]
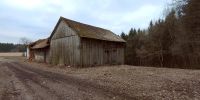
[
  {"left": 0, "top": 52, "right": 24, "bottom": 57},
  {"left": 0, "top": 56, "right": 26, "bottom": 62}
]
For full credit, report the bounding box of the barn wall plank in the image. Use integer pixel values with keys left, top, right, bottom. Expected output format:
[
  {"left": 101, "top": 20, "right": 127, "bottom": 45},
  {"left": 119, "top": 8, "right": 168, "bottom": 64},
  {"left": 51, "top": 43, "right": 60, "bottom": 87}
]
[{"left": 80, "top": 38, "right": 125, "bottom": 66}]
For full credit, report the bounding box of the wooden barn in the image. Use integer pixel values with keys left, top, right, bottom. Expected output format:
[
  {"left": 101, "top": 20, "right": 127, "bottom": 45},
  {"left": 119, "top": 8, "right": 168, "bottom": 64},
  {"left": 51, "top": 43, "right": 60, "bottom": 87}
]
[
  {"left": 48, "top": 17, "right": 126, "bottom": 67},
  {"left": 27, "top": 38, "right": 50, "bottom": 63}
]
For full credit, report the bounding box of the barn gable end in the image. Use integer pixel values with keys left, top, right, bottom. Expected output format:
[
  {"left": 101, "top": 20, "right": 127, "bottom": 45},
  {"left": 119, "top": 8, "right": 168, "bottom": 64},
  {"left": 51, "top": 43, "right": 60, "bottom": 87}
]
[
  {"left": 51, "top": 20, "right": 78, "bottom": 40},
  {"left": 50, "top": 20, "right": 81, "bottom": 66}
]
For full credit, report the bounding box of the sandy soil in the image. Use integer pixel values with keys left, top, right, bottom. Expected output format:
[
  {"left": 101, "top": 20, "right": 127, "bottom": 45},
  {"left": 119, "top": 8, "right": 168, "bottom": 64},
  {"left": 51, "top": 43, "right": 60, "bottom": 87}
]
[{"left": 0, "top": 57, "right": 200, "bottom": 100}]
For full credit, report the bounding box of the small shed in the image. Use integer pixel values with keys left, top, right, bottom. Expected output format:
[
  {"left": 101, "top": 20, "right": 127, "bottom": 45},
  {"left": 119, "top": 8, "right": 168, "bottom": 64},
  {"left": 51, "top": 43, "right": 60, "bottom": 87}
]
[
  {"left": 49, "top": 17, "right": 126, "bottom": 67},
  {"left": 28, "top": 38, "right": 50, "bottom": 63}
]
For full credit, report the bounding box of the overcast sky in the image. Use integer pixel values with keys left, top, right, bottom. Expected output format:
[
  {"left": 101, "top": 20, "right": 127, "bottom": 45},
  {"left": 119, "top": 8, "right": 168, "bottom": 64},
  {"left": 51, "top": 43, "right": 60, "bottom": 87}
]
[{"left": 0, "top": 0, "right": 171, "bottom": 43}]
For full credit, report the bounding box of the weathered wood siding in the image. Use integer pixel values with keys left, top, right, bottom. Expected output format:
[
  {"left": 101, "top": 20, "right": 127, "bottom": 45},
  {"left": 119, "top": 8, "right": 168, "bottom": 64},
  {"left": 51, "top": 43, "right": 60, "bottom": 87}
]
[
  {"left": 49, "top": 20, "right": 124, "bottom": 67},
  {"left": 80, "top": 38, "right": 124, "bottom": 67},
  {"left": 45, "top": 48, "right": 50, "bottom": 63},
  {"left": 50, "top": 20, "right": 80, "bottom": 66},
  {"left": 34, "top": 50, "right": 45, "bottom": 62},
  {"left": 33, "top": 48, "right": 49, "bottom": 63}
]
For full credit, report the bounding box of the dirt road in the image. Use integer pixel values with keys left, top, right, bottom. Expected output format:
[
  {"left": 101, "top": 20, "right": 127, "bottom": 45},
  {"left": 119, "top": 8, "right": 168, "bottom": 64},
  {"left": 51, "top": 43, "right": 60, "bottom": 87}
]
[
  {"left": 1, "top": 58, "right": 200, "bottom": 100},
  {"left": 0, "top": 61, "right": 136, "bottom": 100}
]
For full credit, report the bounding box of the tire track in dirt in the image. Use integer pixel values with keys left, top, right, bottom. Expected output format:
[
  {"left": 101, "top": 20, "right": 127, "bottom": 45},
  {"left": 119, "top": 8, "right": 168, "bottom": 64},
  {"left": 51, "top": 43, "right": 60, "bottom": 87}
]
[
  {"left": 5, "top": 62, "right": 64, "bottom": 100},
  {"left": 6, "top": 62, "right": 109, "bottom": 100},
  {"left": 0, "top": 62, "right": 33, "bottom": 100},
  {"left": 7, "top": 62, "right": 138, "bottom": 100}
]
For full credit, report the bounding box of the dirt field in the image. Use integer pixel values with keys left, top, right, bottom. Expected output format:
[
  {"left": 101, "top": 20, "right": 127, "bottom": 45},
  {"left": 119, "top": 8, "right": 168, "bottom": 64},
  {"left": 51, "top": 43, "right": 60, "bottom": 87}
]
[
  {"left": 0, "top": 57, "right": 200, "bottom": 100},
  {"left": 0, "top": 52, "right": 24, "bottom": 57}
]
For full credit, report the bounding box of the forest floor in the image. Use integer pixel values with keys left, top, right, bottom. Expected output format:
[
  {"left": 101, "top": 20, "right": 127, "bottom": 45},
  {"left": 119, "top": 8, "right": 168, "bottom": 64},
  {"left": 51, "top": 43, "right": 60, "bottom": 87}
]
[{"left": 0, "top": 57, "right": 200, "bottom": 100}]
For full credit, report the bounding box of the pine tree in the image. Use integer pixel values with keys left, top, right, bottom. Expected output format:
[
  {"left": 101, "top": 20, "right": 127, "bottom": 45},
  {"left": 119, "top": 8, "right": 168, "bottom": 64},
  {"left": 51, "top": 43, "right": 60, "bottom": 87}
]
[{"left": 120, "top": 32, "right": 127, "bottom": 41}]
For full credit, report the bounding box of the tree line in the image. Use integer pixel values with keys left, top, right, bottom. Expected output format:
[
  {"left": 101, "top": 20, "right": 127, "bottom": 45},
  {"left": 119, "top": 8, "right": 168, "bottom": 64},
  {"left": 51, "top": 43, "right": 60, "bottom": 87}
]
[
  {"left": 0, "top": 37, "right": 31, "bottom": 52},
  {"left": 121, "top": 0, "right": 200, "bottom": 68},
  {"left": 0, "top": 43, "right": 26, "bottom": 52}
]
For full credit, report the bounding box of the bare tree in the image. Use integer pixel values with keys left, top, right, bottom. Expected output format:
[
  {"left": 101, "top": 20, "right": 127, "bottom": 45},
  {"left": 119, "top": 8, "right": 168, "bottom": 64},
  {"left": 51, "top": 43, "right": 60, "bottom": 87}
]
[
  {"left": 18, "top": 37, "right": 32, "bottom": 57},
  {"left": 19, "top": 37, "right": 32, "bottom": 45}
]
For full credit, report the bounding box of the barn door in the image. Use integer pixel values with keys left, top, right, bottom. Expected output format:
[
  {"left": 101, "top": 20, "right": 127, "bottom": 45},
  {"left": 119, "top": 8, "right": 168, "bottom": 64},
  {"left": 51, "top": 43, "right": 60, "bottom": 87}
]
[
  {"left": 105, "top": 49, "right": 110, "bottom": 64},
  {"left": 105, "top": 49, "right": 117, "bottom": 65},
  {"left": 103, "top": 42, "right": 118, "bottom": 65},
  {"left": 111, "top": 49, "right": 117, "bottom": 64}
]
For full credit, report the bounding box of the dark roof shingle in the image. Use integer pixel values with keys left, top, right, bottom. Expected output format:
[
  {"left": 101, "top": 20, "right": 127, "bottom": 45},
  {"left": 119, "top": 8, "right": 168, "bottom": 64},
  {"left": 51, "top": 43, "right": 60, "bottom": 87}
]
[{"left": 50, "top": 17, "right": 125, "bottom": 42}]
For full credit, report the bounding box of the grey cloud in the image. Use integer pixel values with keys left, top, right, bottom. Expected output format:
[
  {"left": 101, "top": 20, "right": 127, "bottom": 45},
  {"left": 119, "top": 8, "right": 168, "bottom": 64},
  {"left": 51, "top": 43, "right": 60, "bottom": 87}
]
[{"left": 0, "top": 0, "right": 171, "bottom": 43}]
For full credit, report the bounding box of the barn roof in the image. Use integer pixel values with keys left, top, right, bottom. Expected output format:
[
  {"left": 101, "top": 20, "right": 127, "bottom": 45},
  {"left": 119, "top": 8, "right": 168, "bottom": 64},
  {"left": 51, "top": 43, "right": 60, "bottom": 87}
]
[
  {"left": 30, "top": 39, "right": 49, "bottom": 49},
  {"left": 50, "top": 17, "right": 126, "bottom": 42}
]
